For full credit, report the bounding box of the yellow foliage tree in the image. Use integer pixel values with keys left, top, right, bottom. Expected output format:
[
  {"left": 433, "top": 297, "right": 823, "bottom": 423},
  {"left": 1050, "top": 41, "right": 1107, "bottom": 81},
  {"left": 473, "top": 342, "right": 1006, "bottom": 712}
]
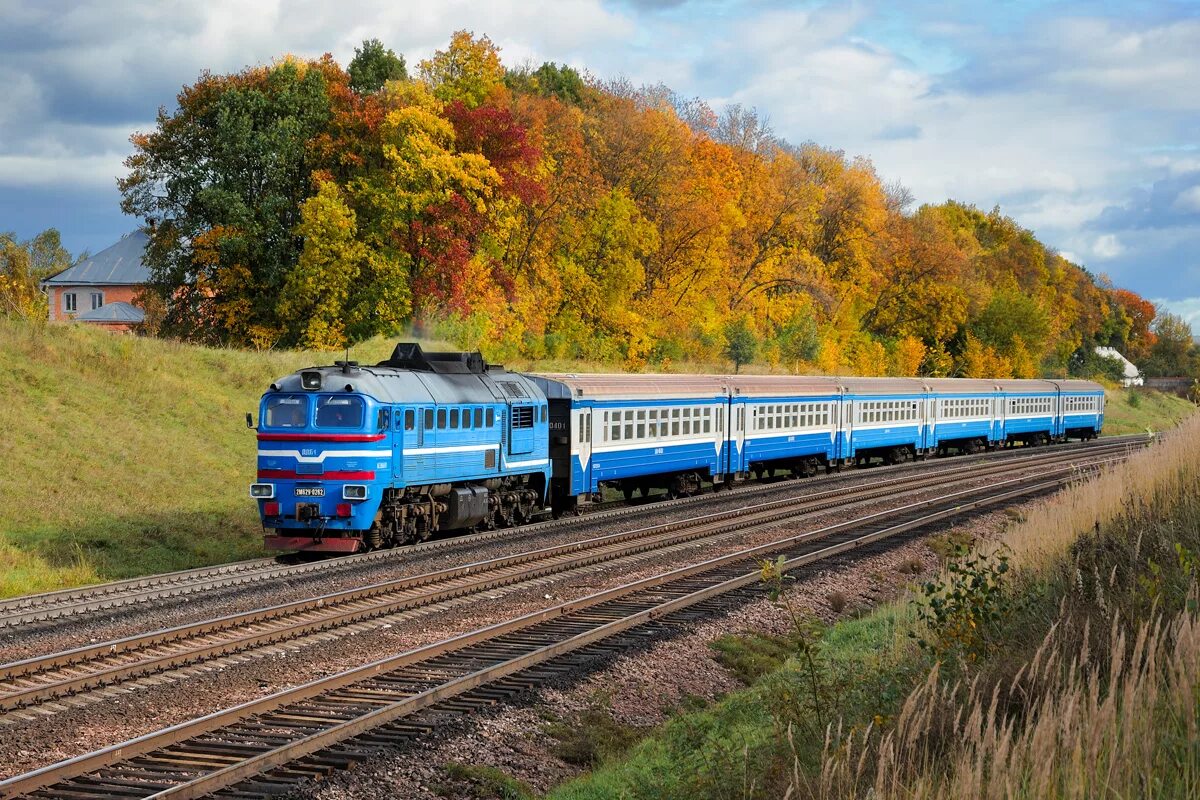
[
  {"left": 890, "top": 335, "right": 927, "bottom": 376},
  {"left": 959, "top": 333, "right": 1013, "bottom": 378},
  {"left": 419, "top": 30, "right": 505, "bottom": 108},
  {"left": 279, "top": 181, "right": 370, "bottom": 349},
  {"left": 0, "top": 236, "right": 48, "bottom": 322}
]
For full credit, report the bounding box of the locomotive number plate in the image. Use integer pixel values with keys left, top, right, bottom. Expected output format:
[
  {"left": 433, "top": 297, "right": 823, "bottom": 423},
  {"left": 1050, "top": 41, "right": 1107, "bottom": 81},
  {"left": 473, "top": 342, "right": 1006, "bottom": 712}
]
[{"left": 295, "top": 487, "right": 325, "bottom": 497}]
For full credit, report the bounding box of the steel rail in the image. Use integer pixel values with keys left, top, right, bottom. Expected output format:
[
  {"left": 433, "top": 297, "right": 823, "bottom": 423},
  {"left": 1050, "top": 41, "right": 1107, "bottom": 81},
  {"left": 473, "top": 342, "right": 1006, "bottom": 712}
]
[
  {"left": 0, "top": 445, "right": 1135, "bottom": 712},
  {"left": 0, "top": 435, "right": 1148, "bottom": 629},
  {"left": 0, "top": 457, "right": 1120, "bottom": 799}
]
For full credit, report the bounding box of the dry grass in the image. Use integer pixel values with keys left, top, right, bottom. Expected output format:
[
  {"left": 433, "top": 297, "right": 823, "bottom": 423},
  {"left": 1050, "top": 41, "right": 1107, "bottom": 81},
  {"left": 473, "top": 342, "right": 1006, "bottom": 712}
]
[
  {"left": 808, "top": 414, "right": 1200, "bottom": 800},
  {"left": 816, "top": 602, "right": 1200, "bottom": 799},
  {"left": 1001, "top": 421, "right": 1197, "bottom": 571}
]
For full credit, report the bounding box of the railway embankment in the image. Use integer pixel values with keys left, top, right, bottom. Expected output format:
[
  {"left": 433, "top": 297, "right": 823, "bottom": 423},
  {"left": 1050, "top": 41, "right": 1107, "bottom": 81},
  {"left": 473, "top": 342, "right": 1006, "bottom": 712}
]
[
  {"left": 536, "top": 415, "right": 1200, "bottom": 800},
  {"left": 2, "top": 317, "right": 1194, "bottom": 599}
]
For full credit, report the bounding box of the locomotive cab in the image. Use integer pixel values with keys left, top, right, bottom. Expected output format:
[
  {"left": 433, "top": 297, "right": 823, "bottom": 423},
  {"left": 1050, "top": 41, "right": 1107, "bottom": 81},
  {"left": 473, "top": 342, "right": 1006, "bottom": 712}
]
[{"left": 253, "top": 379, "right": 394, "bottom": 553}]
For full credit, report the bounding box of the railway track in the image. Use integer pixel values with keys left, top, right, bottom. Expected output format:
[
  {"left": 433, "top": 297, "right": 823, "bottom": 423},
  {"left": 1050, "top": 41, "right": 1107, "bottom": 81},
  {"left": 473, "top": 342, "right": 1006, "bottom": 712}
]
[
  {"left": 0, "top": 443, "right": 1135, "bottom": 716},
  {"left": 0, "top": 446, "right": 1134, "bottom": 799},
  {"left": 0, "top": 435, "right": 1148, "bottom": 630}
]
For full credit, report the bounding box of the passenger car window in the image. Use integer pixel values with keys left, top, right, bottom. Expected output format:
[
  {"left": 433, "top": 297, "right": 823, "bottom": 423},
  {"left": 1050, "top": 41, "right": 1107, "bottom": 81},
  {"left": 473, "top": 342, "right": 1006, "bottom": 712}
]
[{"left": 315, "top": 396, "right": 365, "bottom": 429}]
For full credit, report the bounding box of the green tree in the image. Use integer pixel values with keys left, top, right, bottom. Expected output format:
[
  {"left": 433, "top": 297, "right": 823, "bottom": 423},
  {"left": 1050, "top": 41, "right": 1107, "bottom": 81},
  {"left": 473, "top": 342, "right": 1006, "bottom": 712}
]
[
  {"left": 724, "top": 317, "right": 758, "bottom": 373},
  {"left": 776, "top": 314, "right": 821, "bottom": 368},
  {"left": 1143, "top": 313, "right": 1197, "bottom": 377},
  {"left": 347, "top": 38, "right": 407, "bottom": 95},
  {"left": 532, "top": 62, "right": 587, "bottom": 104},
  {"left": 25, "top": 228, "right": 75, "bottom": 278},
  {"left": 120, "top": 58, "right": 339, "bottom": 343}
]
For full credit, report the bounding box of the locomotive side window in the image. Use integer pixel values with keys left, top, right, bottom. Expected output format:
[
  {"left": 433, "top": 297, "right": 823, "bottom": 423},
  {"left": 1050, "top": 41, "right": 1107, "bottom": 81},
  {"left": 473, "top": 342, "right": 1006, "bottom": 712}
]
[
  {"left": 425, "top": 409, "right": 434, "bottom": 430},
  {"left": 474, "top": 408, "right": 483, "bottom": 428},
  {"left": 437, "top": 409, "right": 447, "bottom": 429},
  {"left": 315, "top": 396, "right": 364, "bottom": 429},
  {"left": 487, "top": 408, "right": 495, "bottom": 428},
  {"left": 450, "top": 409, "right": 459, "bottom": 429},
  {"left": 265, "top": 395, "right": 308, "bottom": 428},
  {"left": 404, "top": 410, "right": 415, "bottom": 431}
]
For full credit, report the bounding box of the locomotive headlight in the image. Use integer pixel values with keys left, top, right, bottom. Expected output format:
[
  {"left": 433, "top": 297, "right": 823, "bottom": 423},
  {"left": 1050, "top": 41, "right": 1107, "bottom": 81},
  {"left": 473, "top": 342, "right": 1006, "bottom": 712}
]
[
  {"left": 342, "top": 484, "right": 369, "bottom": 500},
  {"left": 250, "top": 483, "right": 275, "bottom": 499},
  {"left": 301, "top": 371, "right": 322, "bottom": 390}
]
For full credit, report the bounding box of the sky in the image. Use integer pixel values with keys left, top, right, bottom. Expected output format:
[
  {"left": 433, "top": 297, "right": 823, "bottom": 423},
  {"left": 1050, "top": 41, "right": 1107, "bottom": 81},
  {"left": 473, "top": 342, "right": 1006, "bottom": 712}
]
[{"left": 2, "top": 0, "right": 1199, "bottom": 324}]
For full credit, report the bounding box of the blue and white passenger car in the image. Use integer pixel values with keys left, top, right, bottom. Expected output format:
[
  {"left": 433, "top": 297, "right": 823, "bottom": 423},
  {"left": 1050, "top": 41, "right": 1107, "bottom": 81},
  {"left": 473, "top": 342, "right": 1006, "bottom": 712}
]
[
  {"left": 995, "top": 379, "right": 1059, "bottom": 445},
  {"left": 922, "top": 378, "right": 1001, "bottom": 454},
  {"left": 1056, "top": 379, "right": 1105, "bottom": 439},
  {"left": 727, "top": 375, "right": 843, "bottom": 477},
  {"left": 528, "top": 374, "right": 729, "bottom": 509},
  {"left": 840, "top": 378, "right": 928, "bottom": 464}
]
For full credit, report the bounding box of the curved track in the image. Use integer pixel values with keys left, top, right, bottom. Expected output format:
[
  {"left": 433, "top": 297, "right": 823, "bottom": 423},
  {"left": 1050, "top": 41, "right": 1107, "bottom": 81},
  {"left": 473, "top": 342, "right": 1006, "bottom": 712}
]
[{"left": 0, "top": 443, "right": 1138, "bottom": 799}]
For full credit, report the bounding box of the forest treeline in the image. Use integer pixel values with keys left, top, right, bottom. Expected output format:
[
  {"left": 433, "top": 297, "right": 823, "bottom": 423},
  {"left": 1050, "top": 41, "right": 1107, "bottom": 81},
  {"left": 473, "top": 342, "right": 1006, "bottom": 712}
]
[{"left": 6, "top": 32, "right": 1198, "bottom": 378}]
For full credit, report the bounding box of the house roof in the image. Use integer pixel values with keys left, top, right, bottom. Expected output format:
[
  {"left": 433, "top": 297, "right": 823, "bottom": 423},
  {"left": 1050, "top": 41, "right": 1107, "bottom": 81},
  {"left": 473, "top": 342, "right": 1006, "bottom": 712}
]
[
  {"left": 75, "top": 301, "right": 145, "bottom": 324},
  {"left": 1095, "top": 346, "right": 1140, "bottom": 378},
  {"left": 42, "top": 230, "right": 150, "bottom": 286}
]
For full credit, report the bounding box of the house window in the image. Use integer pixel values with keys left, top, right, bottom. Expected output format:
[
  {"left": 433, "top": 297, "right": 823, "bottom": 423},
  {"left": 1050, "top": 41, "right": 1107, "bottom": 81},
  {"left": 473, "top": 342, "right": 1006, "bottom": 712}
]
[
  {"left": 90, "top": 292, "right": 103, "bottom": 310},
  {"left": 64, "top": 293, "right": 77, "bottom": 313}
]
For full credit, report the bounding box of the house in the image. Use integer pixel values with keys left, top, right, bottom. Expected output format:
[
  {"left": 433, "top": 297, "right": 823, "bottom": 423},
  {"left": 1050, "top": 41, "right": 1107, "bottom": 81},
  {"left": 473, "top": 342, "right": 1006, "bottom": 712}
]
[
  {"left": 41, "top": 230, "right": 150, "bottom": 328},
  {"left": 1095, "top": 346, "right": 1143, "bottom": 387}
]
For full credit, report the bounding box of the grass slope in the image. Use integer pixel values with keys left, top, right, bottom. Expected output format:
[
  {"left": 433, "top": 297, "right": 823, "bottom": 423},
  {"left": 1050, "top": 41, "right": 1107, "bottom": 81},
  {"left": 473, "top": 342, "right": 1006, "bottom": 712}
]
[
  {"left": 0, "top": 318, "right": 1193, "bottom": 597},
  {"left": 1103, "top": 385, "right": 1195, "bottom": 434},
  {"left": 0, "top": 320, "right": 355, "bottom": 595}
]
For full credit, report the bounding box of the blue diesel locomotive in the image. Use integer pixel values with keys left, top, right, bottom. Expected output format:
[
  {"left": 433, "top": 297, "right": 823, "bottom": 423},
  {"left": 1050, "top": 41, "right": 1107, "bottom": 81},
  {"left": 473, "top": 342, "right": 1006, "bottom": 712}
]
[{"left": 250, "top": 344, "right": 1104, "bottom": 553}]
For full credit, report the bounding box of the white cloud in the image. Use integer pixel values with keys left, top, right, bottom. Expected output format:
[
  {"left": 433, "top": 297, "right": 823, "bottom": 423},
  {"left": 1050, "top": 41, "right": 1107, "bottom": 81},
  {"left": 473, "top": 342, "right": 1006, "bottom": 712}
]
[
  {"left": 1154, "top": 297, "right": 1200, "bottom": 328},
  {"left": 1093, "top": 234, "right": 1124, "bottom": 259},
  {"left": 1174, "top": 185, "right": 1200, "bottom": 213}
]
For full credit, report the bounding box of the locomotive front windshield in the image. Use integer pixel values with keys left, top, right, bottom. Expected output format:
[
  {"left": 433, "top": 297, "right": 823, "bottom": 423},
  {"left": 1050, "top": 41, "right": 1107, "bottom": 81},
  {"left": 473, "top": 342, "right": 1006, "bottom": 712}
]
[
  {"left": 264, "top": 395, "right": 308, "bottom": 428},
  {"left": 316, "top": 396, "right": 366, "bottom": 429}
]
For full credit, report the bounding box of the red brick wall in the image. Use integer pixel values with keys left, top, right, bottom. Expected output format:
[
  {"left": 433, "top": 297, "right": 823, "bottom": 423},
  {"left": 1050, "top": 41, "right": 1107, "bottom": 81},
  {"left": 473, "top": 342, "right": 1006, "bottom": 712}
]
[{"left": 48, "top": 285, "right": 142, "bottom": 322}]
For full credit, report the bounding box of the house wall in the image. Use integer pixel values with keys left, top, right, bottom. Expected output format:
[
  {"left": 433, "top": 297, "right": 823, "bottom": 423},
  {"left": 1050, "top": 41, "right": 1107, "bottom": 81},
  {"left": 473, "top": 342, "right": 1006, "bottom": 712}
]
[{"left": 48, "top": 285, "right": 142, "bottom": 321}]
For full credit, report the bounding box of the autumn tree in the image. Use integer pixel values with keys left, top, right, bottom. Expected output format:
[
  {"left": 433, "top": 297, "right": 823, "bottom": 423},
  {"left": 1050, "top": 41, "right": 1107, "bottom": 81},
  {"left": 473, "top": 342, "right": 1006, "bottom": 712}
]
[
  {"left": 0, "top": 233, "right": 51, "bottom": 321},
  {"left": 112, "top": 30, "right": 1157, "bottom": 370},
  {"left": 1108, "top": 287, "right": 1157, "bottom": 361},
  {"left": 347, "top": 81, "right": 499, "bottom": 320},
  {"left": 419, "top": 31, "right": 504, "bottom": 108}
]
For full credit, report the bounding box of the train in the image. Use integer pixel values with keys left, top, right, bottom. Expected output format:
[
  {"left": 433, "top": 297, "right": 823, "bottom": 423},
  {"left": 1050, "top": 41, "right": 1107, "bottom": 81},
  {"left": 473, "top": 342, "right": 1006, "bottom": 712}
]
[{"left": 249, "top": 343, "right": 1105, "bottom": 554}]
